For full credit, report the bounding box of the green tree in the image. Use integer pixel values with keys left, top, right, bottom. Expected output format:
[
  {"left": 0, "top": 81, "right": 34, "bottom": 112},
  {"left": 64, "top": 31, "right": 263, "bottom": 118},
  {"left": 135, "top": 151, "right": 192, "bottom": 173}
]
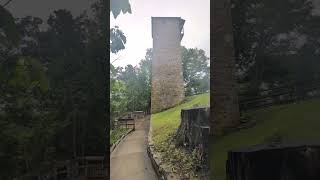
[
  {"left": 0, "top": 2, "right": 111, "bottom": 178},
  {"left": 0, "top": 5, "right": 20, "bottom": 48},
  {"left": 119, "top": 64, "right": 139, "bottom": 111},
  {"left": 110, "top": 48, "right": 152, "bottom": 120},
  {"left": 109, "top": 0, "right": 131, "bottom": 54},
  {"left": 110, "top": 0, "right": 132, "bottom": 19},
  {"left": 232, "top": 0, "right": 320, "bottom": 93},
  {"left": 181, "top": 46, "right": 210, "bottom": 96},
  {"left": 135, "top": 49, "right": 152, "bottom": 113},
  {"left": 110, "top": 26, "right": 126, "bottom": 53},
  {"left": 16, "top": 16, "right": 43, "bottom": 56},
  {"left": 0, "top": 56, "right": 52, "bottom": 179},
  {"left": 110, "top": 64, "right": 127, "bottom": 123}
]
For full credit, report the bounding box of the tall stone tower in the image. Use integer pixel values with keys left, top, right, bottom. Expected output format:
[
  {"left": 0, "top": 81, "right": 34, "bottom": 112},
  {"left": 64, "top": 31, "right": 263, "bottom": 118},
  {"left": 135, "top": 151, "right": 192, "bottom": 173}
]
[{"left": 151, "top": 17, "right": 185, "bottom": 113}]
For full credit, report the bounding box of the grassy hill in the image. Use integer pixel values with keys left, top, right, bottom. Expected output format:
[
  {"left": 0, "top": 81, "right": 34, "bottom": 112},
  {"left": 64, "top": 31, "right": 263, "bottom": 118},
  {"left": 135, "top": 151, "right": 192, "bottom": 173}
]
[
  {"left": 150, "top": 93, "right": 320, "bottom": 179},
  {"left": 151, "top": 93, "right": 210, "bottom": 178},
  {"left": 210, "top": 98, "right": 320, "bottom": 180},
  {"left": 151, "top": 93, "right": 210, "bottom": 145}
]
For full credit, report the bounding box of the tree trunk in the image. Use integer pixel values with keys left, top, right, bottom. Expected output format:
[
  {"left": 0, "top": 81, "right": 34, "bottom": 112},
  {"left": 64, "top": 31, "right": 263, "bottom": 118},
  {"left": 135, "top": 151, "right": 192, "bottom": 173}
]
[{"left": 211, "top": 0, "right": 240, "bottom": 136}]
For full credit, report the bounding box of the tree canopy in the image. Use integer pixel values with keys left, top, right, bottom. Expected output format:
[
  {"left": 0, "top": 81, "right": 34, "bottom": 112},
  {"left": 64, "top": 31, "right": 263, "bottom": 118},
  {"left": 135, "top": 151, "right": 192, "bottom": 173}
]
[
  {"left": 0, "top": 2, "right": 107, "bottom": 179},
  {"left": 232, "top": 0, "right": 320, "bottom": 93}
]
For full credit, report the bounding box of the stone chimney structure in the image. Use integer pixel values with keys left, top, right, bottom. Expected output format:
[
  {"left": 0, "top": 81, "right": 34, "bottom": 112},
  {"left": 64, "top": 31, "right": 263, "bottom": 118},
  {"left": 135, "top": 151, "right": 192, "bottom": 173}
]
[{"left": 151, "top": 17, "right": 185, "bottom": 113}]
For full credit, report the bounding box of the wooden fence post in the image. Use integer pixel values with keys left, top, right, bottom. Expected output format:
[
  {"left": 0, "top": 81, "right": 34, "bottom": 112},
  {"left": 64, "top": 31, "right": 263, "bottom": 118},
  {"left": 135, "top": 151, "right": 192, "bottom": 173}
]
[
  {"left": 85, "top": 160, "right": 88, "bottom": 177},
  {"left": 54, "top": 167, "right": 57, "bottom": 180}
]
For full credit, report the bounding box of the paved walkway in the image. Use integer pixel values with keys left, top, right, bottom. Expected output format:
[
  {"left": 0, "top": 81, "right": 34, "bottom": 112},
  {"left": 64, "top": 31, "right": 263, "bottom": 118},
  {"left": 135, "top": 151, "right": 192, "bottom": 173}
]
[{"left": 110, "top": 116, "right": 158, "bottom": 180}]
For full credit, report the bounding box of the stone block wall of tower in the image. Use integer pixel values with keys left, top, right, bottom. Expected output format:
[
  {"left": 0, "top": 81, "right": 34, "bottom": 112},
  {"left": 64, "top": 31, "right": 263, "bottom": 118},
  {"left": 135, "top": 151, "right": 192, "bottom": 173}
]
[{"left": 151, "top": 17, "right": 185, "bottom": 113}]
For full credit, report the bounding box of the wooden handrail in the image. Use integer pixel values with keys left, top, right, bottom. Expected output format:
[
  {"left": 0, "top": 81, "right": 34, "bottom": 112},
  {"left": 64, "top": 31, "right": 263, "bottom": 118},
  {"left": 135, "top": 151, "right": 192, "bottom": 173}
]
[{"left": 16, "top": 156, "right": 107, "bottom": 180}]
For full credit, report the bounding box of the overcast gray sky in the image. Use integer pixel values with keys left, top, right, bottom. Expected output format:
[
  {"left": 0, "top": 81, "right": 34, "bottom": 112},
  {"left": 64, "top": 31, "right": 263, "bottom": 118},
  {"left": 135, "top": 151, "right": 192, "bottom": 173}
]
[
  {"left": 312, "top": 0, "right": 320, "bottom": 15},
  {"left": 4, "top": 0, "right": 93, "bottom": 19},
  {"left": 110, "top": 0, "right": 210, "bottom": 67},
  {"left": 5, "top": 0, "right": 319, "bottom": 68}
]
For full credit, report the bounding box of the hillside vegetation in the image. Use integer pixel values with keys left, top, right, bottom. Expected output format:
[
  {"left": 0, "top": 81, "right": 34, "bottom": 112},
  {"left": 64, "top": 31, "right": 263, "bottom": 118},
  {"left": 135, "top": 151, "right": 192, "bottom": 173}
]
[
  {"left": 151, "top": 93, "right": 210, "bottom": 145},
  {"left": 151, "top": 93, "right": 210, "bottom": 178},
  {"left": 211, "top": 98, "right": 320, "bottom": 180}
]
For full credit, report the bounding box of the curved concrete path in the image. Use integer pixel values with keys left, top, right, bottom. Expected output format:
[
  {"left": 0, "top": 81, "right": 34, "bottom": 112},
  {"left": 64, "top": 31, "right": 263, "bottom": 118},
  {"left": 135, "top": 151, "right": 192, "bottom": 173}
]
[{"left": 110, "top": 116, "right": 158, "bottom": 180}]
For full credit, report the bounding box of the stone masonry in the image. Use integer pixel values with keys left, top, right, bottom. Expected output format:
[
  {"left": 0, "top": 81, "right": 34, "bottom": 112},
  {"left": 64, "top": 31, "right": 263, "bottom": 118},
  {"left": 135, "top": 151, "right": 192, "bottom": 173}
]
[{"left": 151, "top": 17, "right": 185, "bottom": 113}]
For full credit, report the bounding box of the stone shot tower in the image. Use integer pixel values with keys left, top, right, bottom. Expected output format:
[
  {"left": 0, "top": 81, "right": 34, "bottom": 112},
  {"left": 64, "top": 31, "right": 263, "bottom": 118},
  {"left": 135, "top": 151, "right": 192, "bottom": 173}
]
[{"left": 151, "top": 17, "right": 185, "bottom": 113}]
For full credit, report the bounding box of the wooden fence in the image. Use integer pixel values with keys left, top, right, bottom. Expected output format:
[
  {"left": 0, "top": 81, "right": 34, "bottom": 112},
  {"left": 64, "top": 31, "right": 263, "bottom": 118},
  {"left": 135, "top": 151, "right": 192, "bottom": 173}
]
[
  {"left": 16, "top": 156, "right": 107, "bottom": 180},
  {"left": 112, "top": 111, "right": 145, "bottom": 130},
  {"left": 115, "top": 118, "right": 135, "bottom": 130},
  {"left": 239, "top": 80, "right": 320, "bottom": 111}
]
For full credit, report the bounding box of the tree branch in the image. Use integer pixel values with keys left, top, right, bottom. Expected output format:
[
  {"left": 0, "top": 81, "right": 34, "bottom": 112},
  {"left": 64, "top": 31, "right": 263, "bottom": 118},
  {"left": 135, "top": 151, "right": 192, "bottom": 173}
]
[
  {"left": 3, "top": 0, "right": 14, "bottom": 7},
  {"left": 111, "top": 55, "right": 122, "bottom": 64}
]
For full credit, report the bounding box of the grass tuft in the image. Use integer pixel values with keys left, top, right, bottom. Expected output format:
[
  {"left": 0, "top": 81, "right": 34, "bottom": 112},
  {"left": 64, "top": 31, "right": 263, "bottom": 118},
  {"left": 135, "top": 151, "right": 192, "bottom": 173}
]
[{"left": 110, "top": 128, "right": 130, "bottom": 146}]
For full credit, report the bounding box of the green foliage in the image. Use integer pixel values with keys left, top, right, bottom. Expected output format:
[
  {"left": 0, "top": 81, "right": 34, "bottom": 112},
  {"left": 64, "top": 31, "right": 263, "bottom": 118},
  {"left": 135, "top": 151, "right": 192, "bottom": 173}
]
[
  {"left": 0, "top": 5, "right": 20, "bottom": 47},
  {"left": 151, "top": 93, "right": 209, "bottom": 178},
  {"left": 155, "top": 134, "right": 201, "bottom": 178},
  {"left": 152, "top": 93, "right": 209, "bottom": 145},
  {"left": 117, "top": 65, "right": 139, "bottom": 111},
  {"left": 0, "top": 4, "right": 108, "bottom": 179},
  {"left": 16, "top": 16, "right": 43, "bottom": 56},
  {"left": 109, "top": 0, "right": 131, "bottom": 54},
  {"left": 110, "top": 45, "right": 210, "bottom": 127},
  {"left": 232, "top": 0, "right": 320, "bottom": 92},
  {"left": 110, "top": 127, "right": 129, "bottom": 146},
  {"left": 110, "top": 48, "right": 152, "bottom": 121},
  {"left": 0, "top": 55, "right": 55, "bottom": 179},
  {"left": 110, "top": 26, "right": 127, "bottom": 53},
  {"left": 110, "top": 0, "right": 132, "bottom": 19},
  {"left": 182, "top": 46, "right": 210, "bottom": 96},
  {"left": 110, "top": 65, "right": 128, "bottom": 121},
  {"left": 8, "top": 57, "right": 49, "bottom": 92},
  {"left": 136, "top": 50, "right": 152, "bottom": 108}
]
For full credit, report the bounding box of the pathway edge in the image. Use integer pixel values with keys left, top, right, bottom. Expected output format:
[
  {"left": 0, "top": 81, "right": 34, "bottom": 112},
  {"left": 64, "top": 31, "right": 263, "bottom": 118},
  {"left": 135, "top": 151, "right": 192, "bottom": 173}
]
[
  {"left": 147, "top": 116, "right": 181, "bottom": 180},
  {"left": 110, "top": 128, "right": 134, "bottom": 154}
]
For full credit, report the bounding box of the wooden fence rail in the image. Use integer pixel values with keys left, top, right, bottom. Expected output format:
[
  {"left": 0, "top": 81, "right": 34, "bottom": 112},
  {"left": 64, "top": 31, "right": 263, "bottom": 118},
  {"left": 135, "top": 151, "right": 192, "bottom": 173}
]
[
  {"left": 16, "top": 156, "right": 107, "bottom": 180},
  {"left": 239, "top": 80, "right": 320, "bottom": 111},
  {"left": 116, "top": 118, "right": 135, "bottom": 130}
]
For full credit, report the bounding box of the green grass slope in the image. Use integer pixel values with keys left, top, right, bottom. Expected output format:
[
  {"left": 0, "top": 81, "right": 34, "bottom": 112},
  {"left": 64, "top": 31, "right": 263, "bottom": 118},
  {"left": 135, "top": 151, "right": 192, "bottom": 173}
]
[
  {"left": 211, "top": 98, "right": 320, "bottom": 180},
  {"left": 151, "top": 93, "right": 210, "bottom": 178},
  {"left": 151, "top": 93, "right": 210, "bottom": 145},
  {"left": 110, "top": 128, "right": 130, "bottom": 146}
]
